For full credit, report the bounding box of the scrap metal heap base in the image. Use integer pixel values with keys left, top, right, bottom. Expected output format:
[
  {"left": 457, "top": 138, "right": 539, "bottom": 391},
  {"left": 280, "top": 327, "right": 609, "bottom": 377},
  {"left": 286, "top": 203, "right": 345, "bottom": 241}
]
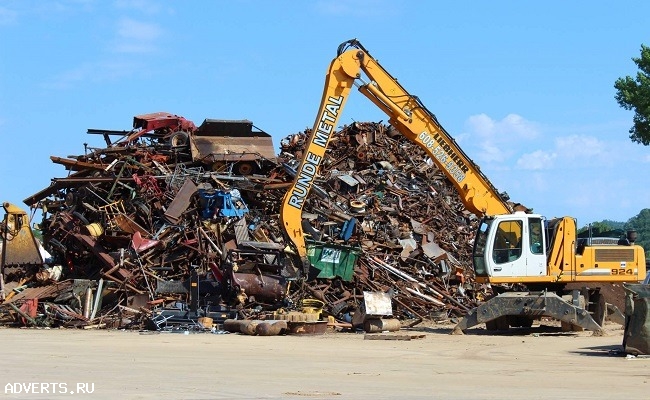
[{"left": 452, "top": 290, "right": 605, "bottom": 336}]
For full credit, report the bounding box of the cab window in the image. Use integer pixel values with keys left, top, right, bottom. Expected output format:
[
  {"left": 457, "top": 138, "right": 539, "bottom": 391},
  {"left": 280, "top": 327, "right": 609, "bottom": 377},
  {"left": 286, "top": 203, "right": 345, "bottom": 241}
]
[
  {"left": 492, "top": 220, "right": 522, "bottom": 264},
  {"left": 528, "top": 218, "right": 543, "bottom": 255}
]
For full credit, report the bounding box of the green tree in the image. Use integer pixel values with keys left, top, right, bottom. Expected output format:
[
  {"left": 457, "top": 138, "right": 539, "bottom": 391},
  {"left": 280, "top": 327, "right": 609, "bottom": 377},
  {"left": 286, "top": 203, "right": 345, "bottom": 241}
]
[
  {"left": 614, "top": 44, "right": 650, "bottom": 145},
  {"left": 626, "top": 208, "right": 650, "bottom": 258},
  {"left": 578, "top": 221, "right": 615, "bottom": 236},
  {"left": 578, "top": 220, "right": 623, "bottom": 237}
]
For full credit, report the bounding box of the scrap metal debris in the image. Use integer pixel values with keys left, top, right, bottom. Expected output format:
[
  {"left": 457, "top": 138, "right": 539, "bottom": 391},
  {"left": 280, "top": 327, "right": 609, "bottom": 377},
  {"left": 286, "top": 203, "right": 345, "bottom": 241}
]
[{"left": 0, "top": 112, "right": 509, "bottom": 333}]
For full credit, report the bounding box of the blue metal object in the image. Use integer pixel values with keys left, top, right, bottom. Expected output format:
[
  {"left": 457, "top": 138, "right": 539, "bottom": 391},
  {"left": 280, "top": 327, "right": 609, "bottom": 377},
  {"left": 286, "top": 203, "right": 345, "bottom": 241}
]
[
  {"left": 198, "top": 189, "right": 249, "bottom": 219},
  {"left": 339, "top": 217, "right": 357, "bottom": 241}
]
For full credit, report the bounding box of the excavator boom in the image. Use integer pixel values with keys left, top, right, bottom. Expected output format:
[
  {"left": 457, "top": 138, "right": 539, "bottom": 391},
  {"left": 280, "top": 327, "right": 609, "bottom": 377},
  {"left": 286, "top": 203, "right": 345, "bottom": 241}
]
[{"left": 280, "top": 39, "right": 511, "bottom": 263}]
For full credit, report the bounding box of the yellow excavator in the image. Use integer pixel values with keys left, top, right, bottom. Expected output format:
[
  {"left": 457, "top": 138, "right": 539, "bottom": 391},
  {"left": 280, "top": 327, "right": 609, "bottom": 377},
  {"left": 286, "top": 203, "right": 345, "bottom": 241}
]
[{"left": 279, "top": 39, "right": 646, "bottom": 333}]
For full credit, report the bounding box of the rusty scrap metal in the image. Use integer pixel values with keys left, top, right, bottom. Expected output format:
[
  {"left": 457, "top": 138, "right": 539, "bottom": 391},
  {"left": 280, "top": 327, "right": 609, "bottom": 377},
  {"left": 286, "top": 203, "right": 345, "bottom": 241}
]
[{"left": 1, "top": 114, "right": 501, "bottom": 330}]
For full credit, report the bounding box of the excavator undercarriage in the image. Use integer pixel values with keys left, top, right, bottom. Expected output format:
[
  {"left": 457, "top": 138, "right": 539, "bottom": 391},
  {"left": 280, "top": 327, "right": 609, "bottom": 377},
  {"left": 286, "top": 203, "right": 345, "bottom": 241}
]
[{"left": 452, "top": 287, "right": 626, "bottom": 335}]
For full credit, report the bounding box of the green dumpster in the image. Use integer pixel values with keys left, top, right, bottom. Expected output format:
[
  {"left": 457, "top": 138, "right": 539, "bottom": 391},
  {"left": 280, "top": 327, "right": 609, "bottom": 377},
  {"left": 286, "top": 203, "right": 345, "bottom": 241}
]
[{"left": 306, "top": 241, "right": 360, "bottom": 281}]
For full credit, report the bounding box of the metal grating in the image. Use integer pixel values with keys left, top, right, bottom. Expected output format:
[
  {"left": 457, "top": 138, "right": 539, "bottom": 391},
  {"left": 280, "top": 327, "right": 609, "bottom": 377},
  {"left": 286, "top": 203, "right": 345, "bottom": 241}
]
[{"left": 594, "top": 248, "right": 635, "bottom": 262}]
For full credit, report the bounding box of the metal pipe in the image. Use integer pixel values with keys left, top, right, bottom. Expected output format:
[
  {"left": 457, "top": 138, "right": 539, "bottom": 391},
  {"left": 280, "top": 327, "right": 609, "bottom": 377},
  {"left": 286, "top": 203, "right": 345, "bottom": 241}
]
[
  {"left": 83, "top": 286, "right": 93, "bottom": 319},
  {"left": 8, "top": 302, "right": 37, "bottom": 326},
  {"left": 404, "top": 287, "right": 445, "bottom": 307},
  {"left": 89, "top": 278, "right": 104, "bottom": 320},
  {"left": 363, "top": 318, "right": 401, "bottom": 333},
  {"left": 198, "top": 227, "right": 223, "bottom": 256}
]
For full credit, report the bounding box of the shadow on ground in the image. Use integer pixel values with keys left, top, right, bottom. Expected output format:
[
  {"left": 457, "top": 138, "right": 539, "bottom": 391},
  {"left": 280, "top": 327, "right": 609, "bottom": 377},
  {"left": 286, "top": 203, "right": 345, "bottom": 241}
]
[
  {"left": 406, "top": 323, "right": 583, "bottom": 337},
  {"left": 570, "top": 344, "right": 626, "bottom": 357}
]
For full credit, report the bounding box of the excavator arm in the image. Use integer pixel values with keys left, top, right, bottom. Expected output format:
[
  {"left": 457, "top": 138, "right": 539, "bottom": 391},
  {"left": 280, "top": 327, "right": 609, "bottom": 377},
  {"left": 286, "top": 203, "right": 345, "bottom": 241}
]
[{"left": 280, "top": 39, "right": 512, "bottom": 266}]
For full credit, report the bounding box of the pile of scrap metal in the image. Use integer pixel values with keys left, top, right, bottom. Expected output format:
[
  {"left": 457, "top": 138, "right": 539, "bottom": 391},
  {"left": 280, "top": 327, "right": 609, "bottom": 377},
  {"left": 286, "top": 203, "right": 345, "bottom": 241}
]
[
  {"left": 276, "top": 121, "right": 489, "bottom": 325},
  {"left": 1, "top": 113, "right": 492, "bottom": 332}
]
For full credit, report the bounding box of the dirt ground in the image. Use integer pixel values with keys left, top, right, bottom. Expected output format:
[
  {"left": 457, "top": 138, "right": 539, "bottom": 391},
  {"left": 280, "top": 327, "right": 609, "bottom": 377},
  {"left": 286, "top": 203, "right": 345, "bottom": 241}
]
[{"left": 1, "top": 320, "right": 648, "bottom": 400}]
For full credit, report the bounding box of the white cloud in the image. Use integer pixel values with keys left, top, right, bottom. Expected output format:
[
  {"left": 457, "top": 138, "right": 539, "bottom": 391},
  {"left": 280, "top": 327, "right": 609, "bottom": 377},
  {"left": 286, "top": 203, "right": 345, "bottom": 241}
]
[
  {"left": 463, "top": 114, "right": 618, "bottom": 171},
  {"left": 479, "top": 142, "right": 505, "bottom": 163},
  {"left": 516, "top": 150, "right": 557, "bottom": 170},
  {"left": 466, "top": 113, "right": 539, "bottom": 140},
  {"left": 465, "top": 113, "right": 495, "bottom": 137},
  {"left": 554, "top": 134, "right": 604, "bottom": 159},
  {"left": 463, "top": 113, "right": 539, "bottom": 164},
  {"left": 473, "top": 119, "right": 650, "bottom": 223},
  {"left": 518, "top": 132, "right": 626, "bottom": 174},
  {"left": 501, "top": 114, "right": 538, "bottom": 139}
]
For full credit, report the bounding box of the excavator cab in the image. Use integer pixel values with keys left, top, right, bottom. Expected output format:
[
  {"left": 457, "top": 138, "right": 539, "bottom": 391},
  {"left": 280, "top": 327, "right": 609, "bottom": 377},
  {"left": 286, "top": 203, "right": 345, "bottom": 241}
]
[{"left": 473, "top": 212, "right": 547, "bottom": 280}]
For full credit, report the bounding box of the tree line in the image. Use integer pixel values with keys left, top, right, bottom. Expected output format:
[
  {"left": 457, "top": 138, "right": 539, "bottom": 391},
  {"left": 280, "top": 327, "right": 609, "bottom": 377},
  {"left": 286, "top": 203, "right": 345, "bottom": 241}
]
[{"left": 578, "top": 208, "right": 650, "bottom": 257}]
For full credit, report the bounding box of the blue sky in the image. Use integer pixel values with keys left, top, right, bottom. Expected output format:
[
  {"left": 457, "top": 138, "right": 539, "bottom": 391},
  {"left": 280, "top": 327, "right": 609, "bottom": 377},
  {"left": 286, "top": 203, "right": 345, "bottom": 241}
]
[{"left": 1, "top": 1, "right": 648, "bottom": 227}]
